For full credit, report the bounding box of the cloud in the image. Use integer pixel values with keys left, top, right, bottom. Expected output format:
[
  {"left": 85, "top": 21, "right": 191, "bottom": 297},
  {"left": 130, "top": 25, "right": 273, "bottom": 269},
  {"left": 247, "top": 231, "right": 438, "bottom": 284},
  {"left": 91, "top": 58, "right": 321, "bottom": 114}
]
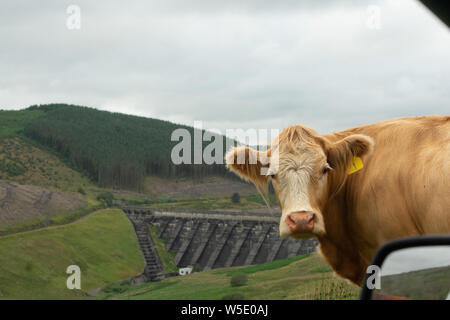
[{"left": 0, "top": 0, "right": 449, "bottom": 143}]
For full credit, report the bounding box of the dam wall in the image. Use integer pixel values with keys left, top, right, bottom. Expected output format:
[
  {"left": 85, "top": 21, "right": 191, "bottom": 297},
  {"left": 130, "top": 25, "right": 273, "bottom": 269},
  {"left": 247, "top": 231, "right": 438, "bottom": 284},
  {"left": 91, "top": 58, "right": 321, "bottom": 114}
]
[{"left": 122, "top": 207, "right": 318, "bottom": 281}]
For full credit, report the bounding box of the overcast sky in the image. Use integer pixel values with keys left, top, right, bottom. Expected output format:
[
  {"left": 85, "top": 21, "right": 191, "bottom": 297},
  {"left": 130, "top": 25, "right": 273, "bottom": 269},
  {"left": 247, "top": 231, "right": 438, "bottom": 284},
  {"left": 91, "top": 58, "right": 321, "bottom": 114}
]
[{"left": 1, "top": 0, "right": 449, "bottom": 144}]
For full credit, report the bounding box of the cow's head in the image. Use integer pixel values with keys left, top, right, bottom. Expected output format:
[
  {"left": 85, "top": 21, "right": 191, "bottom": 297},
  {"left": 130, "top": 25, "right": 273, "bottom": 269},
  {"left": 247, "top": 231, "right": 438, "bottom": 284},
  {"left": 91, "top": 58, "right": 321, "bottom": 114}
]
[{"left": 225, "top": 125, "right": 374, "bottom": 239}]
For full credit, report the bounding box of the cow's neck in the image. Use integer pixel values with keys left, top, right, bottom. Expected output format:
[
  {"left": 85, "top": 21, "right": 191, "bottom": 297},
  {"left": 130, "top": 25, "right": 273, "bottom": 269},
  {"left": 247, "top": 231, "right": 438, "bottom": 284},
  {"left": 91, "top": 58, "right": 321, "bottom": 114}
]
[
  {"left": 316, "top": 192, "right": 367, "bottom": 286},
  {"left": 316, "top": 237, "right": 366, "bottom": 286},
  {"left": 317, "top": 129, "right": 380, "bottom": 286}
]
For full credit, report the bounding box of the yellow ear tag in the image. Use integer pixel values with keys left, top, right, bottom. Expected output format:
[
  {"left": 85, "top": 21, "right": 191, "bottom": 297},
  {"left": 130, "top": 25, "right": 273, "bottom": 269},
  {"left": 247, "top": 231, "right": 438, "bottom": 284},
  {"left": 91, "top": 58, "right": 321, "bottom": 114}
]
[{"left": 347, "top": 156, "right": 363, "bottom": 175}]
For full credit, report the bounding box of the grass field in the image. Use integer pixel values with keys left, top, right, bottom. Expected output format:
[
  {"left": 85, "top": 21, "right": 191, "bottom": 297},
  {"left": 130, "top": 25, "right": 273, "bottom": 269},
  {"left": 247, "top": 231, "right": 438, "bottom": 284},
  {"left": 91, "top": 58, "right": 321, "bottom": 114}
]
[
  {"left": 148, "top": 225, "right": 178, "bottom": 273},
  {"left": 0, "top": 209, "right": 144, "bottom": 299},
  {"left": 95, "top": 252, "right": 360, "bottom": 300}
]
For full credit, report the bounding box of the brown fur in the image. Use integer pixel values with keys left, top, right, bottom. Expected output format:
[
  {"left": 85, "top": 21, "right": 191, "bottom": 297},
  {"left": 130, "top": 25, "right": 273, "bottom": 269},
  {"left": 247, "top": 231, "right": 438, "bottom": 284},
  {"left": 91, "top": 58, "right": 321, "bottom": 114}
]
[{"left": 226, "top": 116, "right": 450, "bottom": 285}]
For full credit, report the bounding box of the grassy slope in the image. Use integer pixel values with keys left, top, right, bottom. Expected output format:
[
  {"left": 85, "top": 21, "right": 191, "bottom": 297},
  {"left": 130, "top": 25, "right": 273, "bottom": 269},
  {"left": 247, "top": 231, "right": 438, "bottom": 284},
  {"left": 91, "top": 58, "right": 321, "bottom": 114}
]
[
  {"left": 0, "top": 109, "right": 94, "bottom": 192},
  {"left": 0, "top": 137, "right": 93, "bottom": 192},
  {"left": 148, "top": 225, "right": 178, "bottom": 273},
  {"left": 0, "top": 109, "right": 44, "bottom": 139},
  {"left": 97, "top": 253, "right": 359, "bottom": 300},
  {"left": 0, "top": 191, "right": 103, "bottom": 237},
  {"left": 0, "top": 209, "right": 144, "bottom": 299},
  {"left": 0, "top": 109, "right": 111, "bottom": 235},
  {"left": 379, "top": 265, "right": 450, "bottom": 300}
]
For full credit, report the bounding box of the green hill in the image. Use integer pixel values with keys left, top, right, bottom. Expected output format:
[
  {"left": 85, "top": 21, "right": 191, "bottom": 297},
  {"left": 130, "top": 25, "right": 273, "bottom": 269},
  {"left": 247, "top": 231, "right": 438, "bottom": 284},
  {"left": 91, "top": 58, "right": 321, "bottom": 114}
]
[
  {"left": 0, "top": 108, "right": 95, "bottom": 192},
  {"left": 95, "top": 252, "right": 360, "bottom": 300},
  {"left": 23, "top": 104, "right": 234, "bottom": 190},
  {"left": 379, "top": 265, "right": 450, "bottom": 300},
  {"left": 0, "top": 137, "right": 93, "bottom": 192},
  {"left": 0, "top": 104, "right": 250, "bottom": 235},
  {"left": 0, "top": 109, "right": 105, "bottom": 236},
  {"left": 0, "top": 109, "right": 44, "bottom": 139},
  {"left": 1, "top": 104, "right": 238, "bottom": 191},
  {"left": 0, "top": 209, "right": 144, "bottom": 299},
  {"left": 0, "top": 105, "right": 266, "bottom": 236}
]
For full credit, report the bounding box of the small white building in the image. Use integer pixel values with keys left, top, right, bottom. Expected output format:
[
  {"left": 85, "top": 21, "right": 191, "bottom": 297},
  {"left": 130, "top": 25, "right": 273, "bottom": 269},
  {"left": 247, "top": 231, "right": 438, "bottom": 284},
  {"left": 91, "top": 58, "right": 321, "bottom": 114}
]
[{"left": 178, "top": 266, "right": 193, "bottom": 276}]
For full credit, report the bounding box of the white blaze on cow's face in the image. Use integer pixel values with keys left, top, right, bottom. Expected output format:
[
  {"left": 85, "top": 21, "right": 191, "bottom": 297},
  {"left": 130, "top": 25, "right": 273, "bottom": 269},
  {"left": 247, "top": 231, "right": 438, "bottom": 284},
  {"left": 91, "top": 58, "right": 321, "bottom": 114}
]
[{"left": 269, "top": 140, "right": 328, "bottom": 239}]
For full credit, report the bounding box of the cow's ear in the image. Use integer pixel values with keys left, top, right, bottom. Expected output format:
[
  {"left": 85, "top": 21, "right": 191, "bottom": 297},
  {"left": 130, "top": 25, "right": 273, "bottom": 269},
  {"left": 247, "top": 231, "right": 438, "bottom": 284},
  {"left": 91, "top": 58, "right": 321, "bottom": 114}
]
[
  {"left": 327, "top": 134, "right": 374, "bottom": 170},
  {"left": 225, "top": 146, "right": 270, "bottom": 185},
  {"left": 338, "top": 134, "right": 374, "bottom": 158}
]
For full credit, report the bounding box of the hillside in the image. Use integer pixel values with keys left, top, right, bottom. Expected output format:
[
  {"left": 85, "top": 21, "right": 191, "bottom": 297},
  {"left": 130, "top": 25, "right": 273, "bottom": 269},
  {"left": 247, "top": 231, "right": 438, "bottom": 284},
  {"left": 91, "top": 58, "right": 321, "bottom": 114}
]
[
  {"left": 142, "top": 176, "right": 256, "bottom": 199},
  {"left": 379, "top": 265, "right": 450, "bottom": 300},
  {"left": 0, "top": 110, "right": 105, "bottom": 235},
  {"left": 0, "top": 180, "right": 88, "bottom": 235},
  {"left": 0, "top": 206, "right": 357, "bottom": 301},
  {"left": 0, "top": 109, "right": 44, "bottom": 139},
  {"left": 0, "top": 137, "right": 93, "bottom": 192},
  {"left": 95, "top": 252, "right": 360, "bottom": 300},
  {"left": 0, "top": 105, "right": 258, "bottom": 234},
  {"left": 0, "top": 209, "right": 144, "bottom": 299},
  {"left": 0, "top": 105, "right": 357, "bottom": 301},
  {"left": 23, "top": 104, "right": 235, "bottom": 190}
]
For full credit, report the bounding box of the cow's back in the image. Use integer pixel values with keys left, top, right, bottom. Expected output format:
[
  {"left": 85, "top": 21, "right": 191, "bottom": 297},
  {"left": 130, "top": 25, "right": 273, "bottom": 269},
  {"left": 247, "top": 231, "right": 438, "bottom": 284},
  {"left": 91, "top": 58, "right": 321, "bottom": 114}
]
[{"left": 340, "top": 116, "right": 450, "bottom": 257}]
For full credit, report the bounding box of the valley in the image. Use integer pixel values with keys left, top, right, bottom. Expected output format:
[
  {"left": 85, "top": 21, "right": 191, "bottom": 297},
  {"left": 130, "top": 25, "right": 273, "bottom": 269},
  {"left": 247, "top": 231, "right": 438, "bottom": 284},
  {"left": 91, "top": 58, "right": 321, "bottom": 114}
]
[{"left": 0, "top": 104, "right": 358, "bottom": 300}]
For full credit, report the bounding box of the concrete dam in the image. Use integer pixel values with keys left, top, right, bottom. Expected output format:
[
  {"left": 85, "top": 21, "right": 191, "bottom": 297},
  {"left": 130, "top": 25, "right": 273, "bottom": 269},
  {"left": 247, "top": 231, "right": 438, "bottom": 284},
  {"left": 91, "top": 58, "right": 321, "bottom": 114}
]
[{"left": 122, "top": 207, "right": 318, "bottom": 282}]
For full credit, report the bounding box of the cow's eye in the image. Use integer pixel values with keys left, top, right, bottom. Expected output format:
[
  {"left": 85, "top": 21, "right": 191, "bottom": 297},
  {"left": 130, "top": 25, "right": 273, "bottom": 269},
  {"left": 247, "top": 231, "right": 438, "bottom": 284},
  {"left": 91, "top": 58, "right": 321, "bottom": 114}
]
[{"left": 322, "top": 165, "right": 332, "bottom": 175}]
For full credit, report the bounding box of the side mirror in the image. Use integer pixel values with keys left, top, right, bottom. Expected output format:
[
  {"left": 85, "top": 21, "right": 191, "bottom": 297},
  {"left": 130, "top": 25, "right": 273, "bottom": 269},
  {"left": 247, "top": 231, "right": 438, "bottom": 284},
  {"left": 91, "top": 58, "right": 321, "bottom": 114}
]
[{"left": 360, "top": 235, "right": 450, "bottom": 300}]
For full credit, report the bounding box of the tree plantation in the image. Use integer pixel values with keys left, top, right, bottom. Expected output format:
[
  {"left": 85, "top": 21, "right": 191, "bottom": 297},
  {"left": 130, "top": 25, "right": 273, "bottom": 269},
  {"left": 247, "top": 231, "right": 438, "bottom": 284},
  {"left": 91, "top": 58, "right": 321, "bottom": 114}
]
[{"left": 23, "top": 104, "right": 236, "bottom": 190}]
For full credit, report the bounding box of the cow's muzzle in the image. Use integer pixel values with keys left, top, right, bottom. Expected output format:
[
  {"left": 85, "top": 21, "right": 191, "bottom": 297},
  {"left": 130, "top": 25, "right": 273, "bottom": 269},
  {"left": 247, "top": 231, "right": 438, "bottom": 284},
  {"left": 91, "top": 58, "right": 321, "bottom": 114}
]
[{"left": 286, "top": 211, "right": 316, "bottom": 233}]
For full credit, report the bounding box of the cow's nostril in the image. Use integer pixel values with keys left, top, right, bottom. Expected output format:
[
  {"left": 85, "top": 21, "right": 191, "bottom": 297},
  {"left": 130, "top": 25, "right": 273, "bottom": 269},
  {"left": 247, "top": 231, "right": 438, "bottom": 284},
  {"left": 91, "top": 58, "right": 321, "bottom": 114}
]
[
  {"left": 286, "top": 214, "right": 296, "bottom": 229},
  {"left": 286, "top": 211, "right": 316, "bottom": 233}
]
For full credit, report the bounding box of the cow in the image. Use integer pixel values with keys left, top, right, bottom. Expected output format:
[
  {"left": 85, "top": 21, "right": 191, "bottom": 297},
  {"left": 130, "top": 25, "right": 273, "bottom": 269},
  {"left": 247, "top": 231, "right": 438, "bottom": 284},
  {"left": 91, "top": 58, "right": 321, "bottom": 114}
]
[{"left": 225, "top": 116, "right": 450, "bottom": 285}]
